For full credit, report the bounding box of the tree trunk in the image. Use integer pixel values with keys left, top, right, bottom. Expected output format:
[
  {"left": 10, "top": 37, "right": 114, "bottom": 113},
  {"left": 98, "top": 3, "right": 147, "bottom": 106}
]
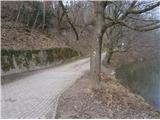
[
  {"left": 107, "top": 51, "right": 113, "bottom": 64},
  {"left": 90, "top": 34, "right": 103, "bottom": 89},
  {"left": 90, "top": 2, "right": 105, "bottom": 89},
  {"left": 103, "top": 51, "right": 113, "bottom": 66},
  {"left": 16, "top": 3, "right": 24, "bottom": 23},
  {"left": 43, "top": 2, "right": 46, "bottom": 30}
]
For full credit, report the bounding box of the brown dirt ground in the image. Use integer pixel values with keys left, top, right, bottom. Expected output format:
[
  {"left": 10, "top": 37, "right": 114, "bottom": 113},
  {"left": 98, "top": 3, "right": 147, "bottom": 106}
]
[{"left": 55, "top": 73, "right": 160, "bottom": 119}]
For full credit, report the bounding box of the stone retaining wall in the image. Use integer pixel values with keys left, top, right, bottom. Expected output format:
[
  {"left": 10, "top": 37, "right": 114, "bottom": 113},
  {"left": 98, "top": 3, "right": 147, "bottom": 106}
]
[{"left": 1, "top": 48, "right": 80, "bottom": 76}]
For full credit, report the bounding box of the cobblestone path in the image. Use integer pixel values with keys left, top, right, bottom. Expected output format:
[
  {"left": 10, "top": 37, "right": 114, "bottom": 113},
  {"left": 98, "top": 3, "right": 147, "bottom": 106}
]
[{"left": 1, "top": 58, "right": 90, "bottom": 118}]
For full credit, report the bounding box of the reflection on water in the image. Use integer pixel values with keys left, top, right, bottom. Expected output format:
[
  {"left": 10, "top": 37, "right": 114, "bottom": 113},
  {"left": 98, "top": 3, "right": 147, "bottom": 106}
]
[{"left": 116, "top": 60, "right": 160, "bottom": 111}]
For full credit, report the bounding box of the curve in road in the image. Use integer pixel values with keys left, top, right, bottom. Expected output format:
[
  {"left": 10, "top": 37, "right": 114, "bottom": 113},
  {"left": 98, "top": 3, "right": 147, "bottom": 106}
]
[{"left": 1, "top": 57, "right": 90, "bottom": 119}]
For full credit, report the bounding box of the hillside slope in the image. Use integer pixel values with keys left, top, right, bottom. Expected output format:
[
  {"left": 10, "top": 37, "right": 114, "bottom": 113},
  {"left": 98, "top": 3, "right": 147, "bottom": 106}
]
[{"left": 1, "top": 22, "right": 67, "bottom": 50}]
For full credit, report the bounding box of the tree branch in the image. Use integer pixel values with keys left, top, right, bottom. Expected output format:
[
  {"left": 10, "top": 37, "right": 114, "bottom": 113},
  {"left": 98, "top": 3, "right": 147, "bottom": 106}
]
[
  {"left": 128, "top": 1, "right": 160, "bottom": 14},
  {"left": 127, "top": 15, "right": 160, "bottom": 23},
  {"left": 101, "top": 22, "right": 117, "bottom": 39},
  {"left": 59, "top": 1, "right": 79, "bottom": 40},
  {"left": 119, "top": 1, "right": 137, "bottom": 20},
  {"left": 118, "top": 21, "right": 160, "bottom": 32}
]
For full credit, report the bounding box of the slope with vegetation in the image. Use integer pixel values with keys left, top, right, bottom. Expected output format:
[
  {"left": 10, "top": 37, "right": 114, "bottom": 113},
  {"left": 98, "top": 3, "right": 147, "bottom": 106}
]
[
  {"left": 1, "top": 1, "right": 160, "bottom": 119},
  {"left": 1, "top": 1, "right": 91, "bottom": 75},
  {"left": 1, "top": 1, "right": 93, "bottom": 54}
]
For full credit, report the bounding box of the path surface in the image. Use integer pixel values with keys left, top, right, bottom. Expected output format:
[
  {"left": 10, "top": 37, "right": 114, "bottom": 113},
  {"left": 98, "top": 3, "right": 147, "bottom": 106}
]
[{"left": 1, "top": 57, "right": 91, "bottom": 119}]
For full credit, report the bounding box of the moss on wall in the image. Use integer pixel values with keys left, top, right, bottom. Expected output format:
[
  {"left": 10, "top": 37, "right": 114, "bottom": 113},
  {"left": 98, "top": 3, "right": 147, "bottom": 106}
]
[{"left": 1, "top": 48, "right": 80, "bottom": 73}]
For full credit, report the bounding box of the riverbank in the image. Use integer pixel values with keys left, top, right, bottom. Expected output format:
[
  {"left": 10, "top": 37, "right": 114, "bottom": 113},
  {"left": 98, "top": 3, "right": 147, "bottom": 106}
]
[{"left": 55, "top": 72, "right": 160, "bottom": 118}]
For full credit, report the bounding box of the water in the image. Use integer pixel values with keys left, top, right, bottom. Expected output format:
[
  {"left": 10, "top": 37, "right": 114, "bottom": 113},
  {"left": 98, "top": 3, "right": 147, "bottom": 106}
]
[{"left": 116, "top": 60, "right": 160, "bottom": 111}]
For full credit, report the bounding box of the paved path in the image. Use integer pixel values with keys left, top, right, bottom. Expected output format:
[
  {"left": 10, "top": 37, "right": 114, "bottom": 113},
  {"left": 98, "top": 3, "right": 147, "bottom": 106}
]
[{"left": 1, "top": 57, "right": 90, "bottom": 119}]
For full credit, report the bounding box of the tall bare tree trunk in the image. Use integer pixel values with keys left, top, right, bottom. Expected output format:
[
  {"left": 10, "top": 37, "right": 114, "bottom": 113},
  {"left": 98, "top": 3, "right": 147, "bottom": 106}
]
[
  {"left": 43, "top": 1, "right": 46, "bottom": 30},
  {"left": 90, "top": 2, "right": 105, "bottom": 89},
  {"left": 16, "top": 3, "right": 23, "bottom": 23}
]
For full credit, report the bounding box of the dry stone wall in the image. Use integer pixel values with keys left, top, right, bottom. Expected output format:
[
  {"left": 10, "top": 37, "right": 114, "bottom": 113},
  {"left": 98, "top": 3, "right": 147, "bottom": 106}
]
[{"left": 1, "top": 48, "right": 80, "bottom": 76}]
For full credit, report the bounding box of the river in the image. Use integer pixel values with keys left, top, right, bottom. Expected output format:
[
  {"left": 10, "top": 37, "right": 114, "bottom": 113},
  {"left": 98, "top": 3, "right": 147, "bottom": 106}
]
[{"left": 116, "top": 59, "right": 160, "bottom": 111}]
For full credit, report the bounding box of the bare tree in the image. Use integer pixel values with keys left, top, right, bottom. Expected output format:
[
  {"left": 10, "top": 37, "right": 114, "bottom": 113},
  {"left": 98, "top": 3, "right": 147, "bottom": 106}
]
[
  {"left": 54, "top": 1, "right": 160, "bottom": 88},
  {"left": 90, "top": 1, "right": 160, "bottom": 88}
]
